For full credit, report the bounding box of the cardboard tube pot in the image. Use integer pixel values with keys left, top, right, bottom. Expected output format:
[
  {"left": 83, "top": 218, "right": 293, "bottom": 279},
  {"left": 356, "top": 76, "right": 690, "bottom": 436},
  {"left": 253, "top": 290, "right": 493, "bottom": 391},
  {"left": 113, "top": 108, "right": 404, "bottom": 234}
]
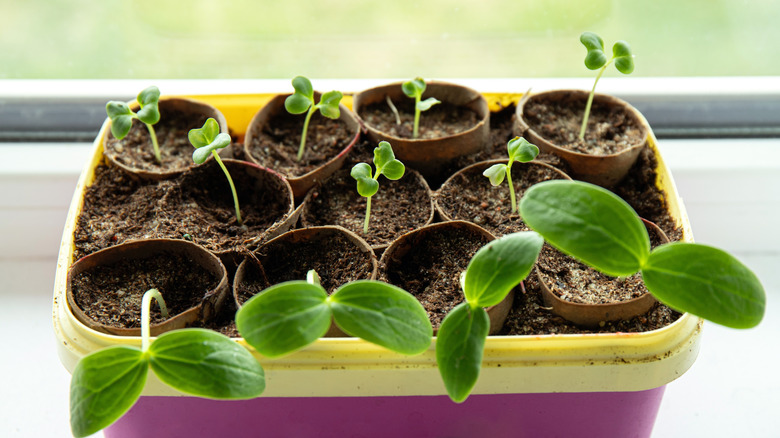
[
  {"left": 537, "top": 219, "right": 669, "bottom": 327},
  {"left": 66, "top": 238, "right": 229, "bottom": 336},
  {"left": 514, "top": 90, "right": 650, "bottom": 188},
  {"left": 353, "top": 81, "right": 490, "bottom": 184},
  {"left": 234, "top": 226, "right": 378, "bottom": 337},
  {"left": 104, "top": 97, "right": 228, "bottom": 181},
  {"left": 244, "top": 93, "right": 361, "bottom": 200},
  {"left": 378, "top": 220, "right": 510, "bottom": 334},
  {"left": 435, "top": 159, "right": 571, "bottom": 237}
]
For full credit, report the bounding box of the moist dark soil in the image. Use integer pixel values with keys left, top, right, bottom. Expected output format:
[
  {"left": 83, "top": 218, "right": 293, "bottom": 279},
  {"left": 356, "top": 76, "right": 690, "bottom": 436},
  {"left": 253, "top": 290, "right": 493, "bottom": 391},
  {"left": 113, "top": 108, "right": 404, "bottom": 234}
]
[
  {"left": 73, "top": 160, "right": 291, "bottom": 259},
  {"left": 247, "top": 111, "right": 355, "bottom": 177},
  {"left": 254, "top": 230, "right": 375, "bottom": 295},
  {"left": 301, "top": 166, "right": 433, "bottom": 248},
  {"left": 380, "top": 225, "right": 492, "bottom": 330},
  {"left": 105, "top": 108, "right": 210, "bottom": 173},
  {"left": 436, "top": 161, "right": 569, "bottom": 237},
  {"left": 71, "top": 253, "right": 219, "bottom": 329},
  {"left": 360, "top": 100, "right": 479, "bottom": 139},
  {"left": 522, "top": 94, "right": 645, "bottom": 155}
]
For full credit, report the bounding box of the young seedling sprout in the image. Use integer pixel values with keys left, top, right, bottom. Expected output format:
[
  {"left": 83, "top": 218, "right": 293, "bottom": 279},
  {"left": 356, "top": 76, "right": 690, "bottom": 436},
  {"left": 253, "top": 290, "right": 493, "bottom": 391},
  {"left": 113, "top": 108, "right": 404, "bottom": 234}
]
[
  {"left": 482, "top": 136, "right": 540, "bottom": 213},
  {"left": 402, "top": 77, "right": 441, "bottom": 138},
  {"left": 106, "top": 86, "right": 162, "bottom": 163},
  {"left": 188, "top": 118, "right": 243, "bottom": 226},
  {"left": 69, "top": 289, "right": 264, "bottom": 437},
  {"left": 579, "top": 32, "right": 634, "bottom": 140},
  {"left": 284, "top": 76, "right": 343, "bottom": 161},
  {"left": 350, "top": 141, "right": 405, "bottom": 234}
]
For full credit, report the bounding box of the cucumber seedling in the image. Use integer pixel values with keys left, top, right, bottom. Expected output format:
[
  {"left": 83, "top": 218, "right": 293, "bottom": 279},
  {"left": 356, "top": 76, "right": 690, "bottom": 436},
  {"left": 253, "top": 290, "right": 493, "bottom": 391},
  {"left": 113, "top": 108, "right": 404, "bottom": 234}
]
[
  {"left": 402, "top": 77, "right": 441, "bottom": 138},
  {"left": 284, "top": 76, "right": 343, "bottom": 161},
  {"left": 106, "top": 86, "right": 162, "bottom": 163},
  {"left": 482, "top": 136, "right": 540, "bottom": 213},
  {"left": 350, "top": 141, "right": 405, "bottom": 234}
]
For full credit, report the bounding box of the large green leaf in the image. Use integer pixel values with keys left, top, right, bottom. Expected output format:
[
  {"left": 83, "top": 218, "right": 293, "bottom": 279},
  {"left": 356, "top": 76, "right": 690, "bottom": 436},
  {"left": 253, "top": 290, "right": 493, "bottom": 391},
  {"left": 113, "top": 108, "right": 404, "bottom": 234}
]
[
  {"left": 435, "top": 303, "right": 490, "bottom": 403},
  {"left": 519, "top": 180, "right": 650, "bottom": 277},
  {"left": 330, "top": 281, "right": 433, "bottom": 355},
  {"left": 463, "top": 231, "right": 543, "bottom": 308},
  {"left": 149, "top": 328, "right": 265, "bottom": 399},
  {"left": 236, "top": 281, "right": 332, "bottom": 357},
  {"left": 642, "top": 243, "right": 765, "bottom": 329},
  {"left": 70, "top": 346, "right": 148, "bottom": 438}
]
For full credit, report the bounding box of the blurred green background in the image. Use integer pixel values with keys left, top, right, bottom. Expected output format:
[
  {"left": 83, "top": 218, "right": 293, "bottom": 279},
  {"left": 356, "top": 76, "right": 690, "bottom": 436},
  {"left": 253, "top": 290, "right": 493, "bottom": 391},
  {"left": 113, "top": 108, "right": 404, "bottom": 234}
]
[{"left": 1, "top": 0, "right": 777, "bottom": 79}]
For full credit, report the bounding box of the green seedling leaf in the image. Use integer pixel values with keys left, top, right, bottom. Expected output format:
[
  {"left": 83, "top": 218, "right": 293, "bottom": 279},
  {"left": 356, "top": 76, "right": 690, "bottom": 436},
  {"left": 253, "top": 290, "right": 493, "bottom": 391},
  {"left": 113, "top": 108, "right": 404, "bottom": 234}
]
[
  {"left": 192, "top": 133, "right": 231, "bottom": 164},
  {"left": 236, "top": 281, "right": 331, "bottom": 357},
  {"left": 613, "top": 40, "right": 635, "bottom": 74},
  {"left": 291, "top": 75, "right": 314, "bottom": 99},
  {"left": 318, "top": 90, "right": 343, "bottom": 119},
  {"left": 402, "top": 77, "right": 426, "bottom": 97},
  {"left": 106, "top": 101, "right": 134, "bottom": 139},
  {"left": 483, "top": 163, "right": 507, "bottom": 186},
  {"left": 417, "top": 97, "right": 441, "bottom": 111},
  {"left": 507, "top": 136, "right": 539, "bottom": 163},
  {"left": 519, "top": 180, "right": 650, "bottom": 277},
  {"left": 435, "top": 303, "right": 490, "bottom": 403},
  {"left": 330, "top": 281, "right": 433, "bottom": 355},
  {"left": 374, "top": 141, "right": 406, "bottom": 180},
  {"left": 135, "top": 86, "right": 160, "bottom": 125},
  {"left": 642, "top": 243, "right": 766, "bottom": 329},
  {"left": 285, "top": 92, "right": 313, "bottom": 114},
  {"left": 351, "top": 162, "right": 379, "bottom": 197},
  {"left": 149, "top": 328, "right": 265, "bottom": 399},
  {"left": 581, "top": 31, "right": 607, "bottom": 70},
  {"left": 70, "top": 346, "right": 148, "bottom": 438},
  {"left": 464, "top": 231, "right": 543, "bottom": 308}
]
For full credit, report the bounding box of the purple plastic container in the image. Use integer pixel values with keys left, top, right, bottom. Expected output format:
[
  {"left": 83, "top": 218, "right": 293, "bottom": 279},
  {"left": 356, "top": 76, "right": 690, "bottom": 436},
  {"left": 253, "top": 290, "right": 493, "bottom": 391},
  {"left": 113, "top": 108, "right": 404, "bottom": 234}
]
[{"left": 106, "top": 388, "right": 665, "bottom": 438}]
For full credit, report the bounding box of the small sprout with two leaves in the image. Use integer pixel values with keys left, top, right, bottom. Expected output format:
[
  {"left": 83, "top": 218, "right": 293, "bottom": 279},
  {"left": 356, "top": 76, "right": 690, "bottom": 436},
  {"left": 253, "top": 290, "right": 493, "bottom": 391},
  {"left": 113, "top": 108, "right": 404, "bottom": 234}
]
[
  {"left": 579, "top": 32, "right": 635, "bottom": 140},
  {"left": 436, "top": 232, "right": 543, "bottom": 403},
  {"left": 69, "top": 289, "right": 264, "bottom": 437},
  {"left": 519, "top": 179, "right": 766, "bottom": 330},
  {"left": 106, "top": 86, "right": 162, "bottom": 163},
  {"left": 351, "top": 141, "right": 405, "bottom": 234},
  {"left": 189, "top": 118, "right": 243, "bottom": 226},
  {"left": 235, "top": 270, "right": 433, "bottom": 358},
  {"left": 402, "top": 77, "right": 441, "bottom": 138},
  {"left": 284, "top": 76, "right": 343, "bottom": 161},
  {"left": 483, "top": 136, "right": 540, "bottom": 213}
]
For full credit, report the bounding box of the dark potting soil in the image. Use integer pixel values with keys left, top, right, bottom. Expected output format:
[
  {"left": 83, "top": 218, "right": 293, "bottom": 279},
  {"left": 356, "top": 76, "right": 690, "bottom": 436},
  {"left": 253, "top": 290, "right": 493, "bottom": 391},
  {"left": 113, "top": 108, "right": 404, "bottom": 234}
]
[
  {"left": 105, "top": 108, "right": 210, "bottom": 173},
  {"left": 71, "top": 253, "right": 219, "bottom": 328},
  {"left": 247, "top": 111, "right": 355, "bottom": 177},
  {"left": 256, "top": 231, "right": 375, "bottom": 294},
  {"left": 436, "top": 161, "right": 568, "bottom": 237},
  {"left": 522, "top": 95, "right": 644, "bottom": 155},
  {"left": 301, "top": 166, "right": 432, "bottom": 248},
  {"left": 380, "top": 226, "right": 492, "bottom": 330},
  {"left": 360, "top": 100, "right": 479, "bottom": 139},
  {"left": 73, "top": 160, "right": 290, "bottom": 259}
]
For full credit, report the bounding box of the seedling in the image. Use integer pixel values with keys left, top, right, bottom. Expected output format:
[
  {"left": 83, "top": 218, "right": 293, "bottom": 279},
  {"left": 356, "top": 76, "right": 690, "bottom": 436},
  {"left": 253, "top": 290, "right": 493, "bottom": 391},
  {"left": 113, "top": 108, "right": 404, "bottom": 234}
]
[
  {"left": 519, "top": 180, "right": 766, "bottom": 329},
  {"left": 189, "top": 118, "right": 243, "bottom": 226},
  {"left": 350, "top": 141, "right": 405, "bottom": 234},
  {"left": 69, "top": 289, "right": 265, "bottom": 437},
  {"left": 106, "top": 86, "right": 162, "bottom": 163},
  {"left": 236, "top": 270, "right": 433, "bottom": 357},
  {"left": 402, "top": 77, "right": 441, "bottom": 138},
  {"left": 578, "top": 32, "right": 634, "bottom": 140},
  {"left": 482, "top": 136, "right": 540, "bottom": 213},
  {"left": 436, "top": 232, "right": 543, "bottom": 402},
  {"left": 284, "top": 76, "right": 343, "bottom": 161}
]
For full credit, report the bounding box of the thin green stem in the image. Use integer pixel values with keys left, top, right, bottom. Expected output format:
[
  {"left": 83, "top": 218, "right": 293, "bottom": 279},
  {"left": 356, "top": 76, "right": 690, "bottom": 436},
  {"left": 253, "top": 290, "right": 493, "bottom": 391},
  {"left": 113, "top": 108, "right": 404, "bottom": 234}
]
[
  {"left": 363, "top": 196, "right": 372, "bottom": 234},
  {"left": 579, "top": 58, "right": 614, "bottom": 141},
  {"left": 212, "top": 151, "right": 243, "bottom": 226},
  {"left": 506, "top": 161, "right": 517, "bottom": 213},
  {"left": 141, "top": 288, "right": 169, "bottom": 352},
  {"left": 297, "top": 105, "right": 316, "bottom": 161},
  {"left": 145, "top": 123, "right": 161, "bottom": 164},
  {"left": 412, "top": 94, "right": 421, "bottom": 138}
]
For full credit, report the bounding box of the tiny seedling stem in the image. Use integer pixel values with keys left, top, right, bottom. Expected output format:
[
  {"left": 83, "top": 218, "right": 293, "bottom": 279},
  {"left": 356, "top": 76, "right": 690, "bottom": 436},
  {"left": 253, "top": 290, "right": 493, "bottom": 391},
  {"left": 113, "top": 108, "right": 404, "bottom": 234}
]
[
  {"left": 363, "top": 196, "right": 372, "bottom": 234},
  {"left": 141, "top": 288, "right": 169, "bottom": 351},
  {"left": 413, "top": 94, "right": 422, "bottom": 138},
  {"left": 146, "top": 123, "right": 161, "bottom": 163},
  {"left": 297, "top": 106, "right": 316, "bottom": 161},
  {"left": 579, "top": 59, "right": 613, "bottom": 141},
  {"left": 506, "top": 162, "right": 517, "bottom": 213},
  {"left": 386, "top": 95, "right": 401, "bottom": 125},
  {"left": 212, "top": 151, "right": 243, "bottom": 226}
]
